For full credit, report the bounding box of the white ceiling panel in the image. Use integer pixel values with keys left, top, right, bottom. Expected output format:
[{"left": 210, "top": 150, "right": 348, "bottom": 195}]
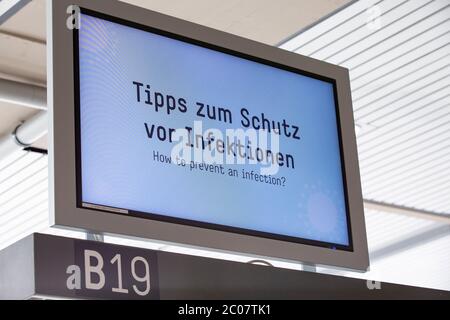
[
  {"left": 281, "top": 0, "right": 450, "bottom": 215},
  {"left": 325, "top": 1, "right": 449, "bottom": 64},
  {"left": 0, "top": 149, "right": 48, "bottom": 250},
  {"left": 349, "top": 26, "right": 450, "bottom": 80}
]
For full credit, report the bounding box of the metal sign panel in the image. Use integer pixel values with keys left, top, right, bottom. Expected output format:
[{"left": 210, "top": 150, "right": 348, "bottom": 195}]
[
  {"left": 1, "top": 234, "right": 449, "bottom": 300},
  {"left": 34, "top": 235, "right": 160, "bottom": 300}
]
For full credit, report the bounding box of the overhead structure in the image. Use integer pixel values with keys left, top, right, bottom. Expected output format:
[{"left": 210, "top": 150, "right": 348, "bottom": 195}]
[
  {"left": 0, "top": 78, "right": 47, "bottom": 162},
  {"left": 280, "top": 0, "right": 450, "bottom": 215},
  {"left": 0, "top": 0, "right": 31, "bottom": 24},
  {"left": 0, "top": 78, "right": 46, "bottom": 110}
]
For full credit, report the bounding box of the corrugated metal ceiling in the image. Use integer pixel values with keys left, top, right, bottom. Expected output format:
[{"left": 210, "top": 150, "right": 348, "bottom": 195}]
[{"left": 281, "top": 0, "right": 450, "bottom": 215}]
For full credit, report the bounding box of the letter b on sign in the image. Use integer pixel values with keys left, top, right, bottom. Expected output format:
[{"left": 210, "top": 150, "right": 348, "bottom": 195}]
[{"left": 84, "top": 250, "right": 106, "bottom": 290}]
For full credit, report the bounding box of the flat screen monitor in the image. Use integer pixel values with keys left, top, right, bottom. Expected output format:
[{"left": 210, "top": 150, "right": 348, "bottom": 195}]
[{"left": 49, "top": 0, "right": 369, "bottom": 271}]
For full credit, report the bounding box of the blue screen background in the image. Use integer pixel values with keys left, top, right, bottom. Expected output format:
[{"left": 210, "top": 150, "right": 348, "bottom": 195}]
[{"left": 78, "top": 13, "right": 350, "bottom": 247}]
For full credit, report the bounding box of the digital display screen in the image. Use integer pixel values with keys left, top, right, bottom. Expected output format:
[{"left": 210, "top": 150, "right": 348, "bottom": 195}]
[{"left": 75, "top": 10, "right": 352, "bottom": 250}]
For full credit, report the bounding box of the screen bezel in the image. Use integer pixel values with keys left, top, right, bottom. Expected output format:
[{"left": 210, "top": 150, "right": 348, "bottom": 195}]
[{"left": 49, "top": 0, "right": 369, "bottom": 271}]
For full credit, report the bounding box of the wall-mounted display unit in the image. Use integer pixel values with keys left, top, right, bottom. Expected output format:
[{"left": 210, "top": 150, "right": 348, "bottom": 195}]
[{"left": 48, "top": 0, "right": 369, "bottom": 271}]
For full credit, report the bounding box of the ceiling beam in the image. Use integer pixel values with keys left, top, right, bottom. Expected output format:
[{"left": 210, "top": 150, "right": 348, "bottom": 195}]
[
  {"left": 370, "top": 225, "right": 450, "bottom": 262},
  {"left": 364, "top": 199, "right": 450, "bottom": 224},
  {"left": 0, "top": 0, "right": 31, "bottom": 25},
  {"left": 0, "top": 110, "right": 47, "bottom": 162},
  {"left": 0, "top": 78, "right": 46, "bottom": 110}
]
